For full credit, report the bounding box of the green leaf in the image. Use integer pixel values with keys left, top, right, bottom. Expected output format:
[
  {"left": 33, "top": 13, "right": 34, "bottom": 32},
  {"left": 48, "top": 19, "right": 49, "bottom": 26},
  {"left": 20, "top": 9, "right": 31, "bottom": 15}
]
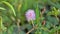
[
  {"left": 2, "top": 1, "right": 16, "bottom": 16},
  {"left": 0, "top": 16, "right": 2, "bottom": 34},
  {"left": 0, "top": 7, "right": 6, "bottom": 10},
  {"left": 0, "top": 16, "right": 7, "bottom": 34},
  {"left": 46, "top": 21, "right": 51, "bottom": 28},
  {"left": 49, "top": 28, "right": 56, "bottom": 34},
  {"left": 8, "top": 25, "right": 14, "bottom": 34},
  {"left": 35, "top": 3, "right": 40, "bottom": 23}
]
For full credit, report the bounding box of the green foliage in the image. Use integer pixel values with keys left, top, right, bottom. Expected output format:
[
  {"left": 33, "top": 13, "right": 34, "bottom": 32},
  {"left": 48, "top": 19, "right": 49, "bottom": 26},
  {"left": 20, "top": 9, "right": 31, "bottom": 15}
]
[
  {"left": 0, "top": 7, "right": 6, "bottom": 10},
  {"left": 0, "top": 0, "right": 60, "bottom": 34},
  {"left": 2, "top": 1, "right": 16, "bottom": 16},
  {"left": 47, "top": 7, "right": 60, "bottom": 16}
]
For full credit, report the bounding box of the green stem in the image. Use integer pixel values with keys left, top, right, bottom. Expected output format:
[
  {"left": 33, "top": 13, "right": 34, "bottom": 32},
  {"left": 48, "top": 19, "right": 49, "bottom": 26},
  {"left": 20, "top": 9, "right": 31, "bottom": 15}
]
[
  {"left": 31, "top": 20, "right": 34, "bottom": 27},
  {"left": 55, "top": 15, "right": 59, "bottom": 22}
]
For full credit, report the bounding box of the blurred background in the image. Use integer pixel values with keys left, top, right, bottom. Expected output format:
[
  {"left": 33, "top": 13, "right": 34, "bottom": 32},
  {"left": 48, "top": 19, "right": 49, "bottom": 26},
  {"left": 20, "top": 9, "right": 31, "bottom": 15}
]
[{"left": 0, "top": 0, "right": 60, "bottom": 34}]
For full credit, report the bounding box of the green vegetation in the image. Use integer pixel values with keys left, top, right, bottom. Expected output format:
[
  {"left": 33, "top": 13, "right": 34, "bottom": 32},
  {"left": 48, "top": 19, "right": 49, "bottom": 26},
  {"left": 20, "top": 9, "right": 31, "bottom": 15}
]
[{"left": 0, "top": 0, "right": 60, "bottom": 34}]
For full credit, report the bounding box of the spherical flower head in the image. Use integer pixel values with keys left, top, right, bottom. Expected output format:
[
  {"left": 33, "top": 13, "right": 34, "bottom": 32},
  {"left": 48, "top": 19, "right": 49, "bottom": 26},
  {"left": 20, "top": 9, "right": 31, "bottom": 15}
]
[{"left": 25, "top": 9, "right": 36, "bottom": 22}]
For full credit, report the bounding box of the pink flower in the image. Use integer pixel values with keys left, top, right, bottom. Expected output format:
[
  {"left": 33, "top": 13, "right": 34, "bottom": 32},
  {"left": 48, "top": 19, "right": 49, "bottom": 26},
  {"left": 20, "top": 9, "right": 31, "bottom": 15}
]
[{"left": 25, "top": 9, "right": 36, "bottom": 21}]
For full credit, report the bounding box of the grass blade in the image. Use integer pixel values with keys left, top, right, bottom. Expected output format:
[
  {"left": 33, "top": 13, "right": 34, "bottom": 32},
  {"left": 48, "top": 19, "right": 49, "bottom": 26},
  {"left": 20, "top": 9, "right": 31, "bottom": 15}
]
[
  {"left": 2, "top": 1, "right": 16, "bottom": 16},
  {"left": 0, "top": 7, "right": 6, "bottom": 10},
  {"left": 0, "top": 16, "right": 2, "bottom": 34}
]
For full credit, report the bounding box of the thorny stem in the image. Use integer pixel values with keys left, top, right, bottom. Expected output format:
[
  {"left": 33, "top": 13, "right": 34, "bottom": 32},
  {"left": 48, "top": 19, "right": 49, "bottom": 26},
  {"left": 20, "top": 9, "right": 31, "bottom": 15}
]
[
  {"left": 26, "top": 25, "right": 38, "bottom": 34},
  {"left": 26, "top": 24, "right": 50, "bottom": 34}
]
